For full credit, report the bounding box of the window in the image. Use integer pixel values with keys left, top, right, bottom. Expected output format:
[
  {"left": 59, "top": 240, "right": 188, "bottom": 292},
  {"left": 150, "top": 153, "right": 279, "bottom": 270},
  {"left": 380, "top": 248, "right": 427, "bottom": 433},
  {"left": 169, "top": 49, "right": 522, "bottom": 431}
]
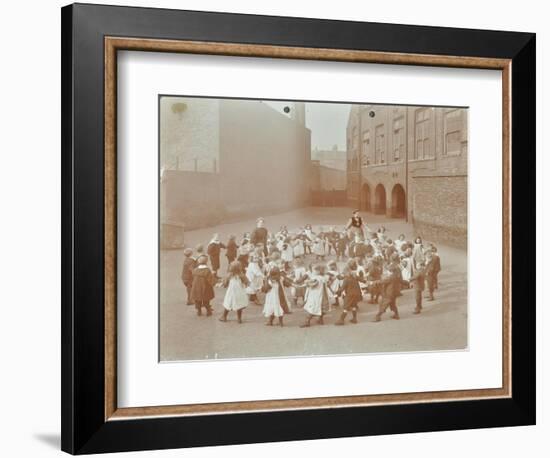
[
  {"left": 362, "top": 130, "right": 370, "bottom": 166},
  {"left": 375, "top": 125, "right": 385, "bottom": 164},
  {"left": 392, "top": 117, "right": 405, "bottom": 162},
  {"left": 444, "top": 109, "right": 463, "bottom": 155},
  {"left": 414, "top": 108, "right": 432, "bottom": 159}
]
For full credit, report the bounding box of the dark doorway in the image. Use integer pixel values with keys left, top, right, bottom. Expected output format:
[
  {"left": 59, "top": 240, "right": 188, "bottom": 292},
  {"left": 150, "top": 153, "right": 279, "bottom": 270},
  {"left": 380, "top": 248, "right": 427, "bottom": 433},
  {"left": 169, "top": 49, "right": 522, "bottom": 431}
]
[
  {"left": 391, "top": 184, "right": 406, "bottom": 218},
  {"left": 374, "top": 184, "right": 386, "bottom": 215},
  {"left": 362, "top": 183, "right": 371, "bottom": 212}
]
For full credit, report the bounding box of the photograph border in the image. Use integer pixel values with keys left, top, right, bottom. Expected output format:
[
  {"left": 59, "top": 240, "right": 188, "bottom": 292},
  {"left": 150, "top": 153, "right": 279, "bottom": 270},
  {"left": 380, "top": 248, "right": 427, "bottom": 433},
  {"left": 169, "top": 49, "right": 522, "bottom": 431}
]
[{"left": 62, "top": 3, "right": 534, "bottom": 454}]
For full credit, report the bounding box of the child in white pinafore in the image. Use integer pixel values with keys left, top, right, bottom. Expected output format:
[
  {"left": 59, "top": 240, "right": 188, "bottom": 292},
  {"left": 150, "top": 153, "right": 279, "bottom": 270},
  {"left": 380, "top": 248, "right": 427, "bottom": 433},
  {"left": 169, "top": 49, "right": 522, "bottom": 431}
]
[
  {"left": 219, "top": 261, "right": 249, "bottom": 324},
  {"left": 312, "top": 238, "right": 326, "bottom": 260},
  {"left": 301, "top": 264, "right": 330, "bottom": 327},
  {"left": 280, "top": 238, "right": 294, "bottom": 270},
  {"left": 292, "top": 236, "right": 305, "bottom": 258},
  {"left": 290, "top": 256, "right": 308, "bottom": 306},
  {"left": 326, "top": 260, "right": 343, "bottom": 309},
  {"left": 245, "top": 255, "right": 264, "bottom": 305},
  {"left": 262, "top": 266, "right": 289, "bottom": 326}
]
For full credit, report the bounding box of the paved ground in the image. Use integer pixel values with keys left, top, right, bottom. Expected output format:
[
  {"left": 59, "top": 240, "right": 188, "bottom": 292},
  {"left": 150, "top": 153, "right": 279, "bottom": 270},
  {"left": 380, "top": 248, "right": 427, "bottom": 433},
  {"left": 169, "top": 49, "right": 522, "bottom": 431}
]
[{"left": 160, "top": 207, "right": 467, "bottom": 361}]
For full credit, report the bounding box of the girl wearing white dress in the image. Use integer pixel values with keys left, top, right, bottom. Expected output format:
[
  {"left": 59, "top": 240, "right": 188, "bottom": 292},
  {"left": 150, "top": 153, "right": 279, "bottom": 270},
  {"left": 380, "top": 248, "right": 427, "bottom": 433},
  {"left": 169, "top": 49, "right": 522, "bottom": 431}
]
[
  {"left": 326, "top": 260, "right": 343, "bottom": 309},
  {"left": 219, "top": 261, "right": 249, "bottom": 324},
  {"left": 400, "top": 248, "right": 414, "bottom": 285},
  {"left": 301, "top": 265, "right": 330, "bottom": 327},
  {"left": 245, "top": 255, "right": 264, "bottom": 305},
  {"left": 262, "top": 267, "right": 290, "bottom": 326},
  {"left": 280, "top": 238, "right": 294, "bottom": 269},
  {"left": 292, "top": 236, "right": 305, "bottom": 258},
  {"left": 313, "top": 237, "right": 326, "bottom": 260},
  {"left": 290, "top": 256, "right": 308, "bottom": 306}
]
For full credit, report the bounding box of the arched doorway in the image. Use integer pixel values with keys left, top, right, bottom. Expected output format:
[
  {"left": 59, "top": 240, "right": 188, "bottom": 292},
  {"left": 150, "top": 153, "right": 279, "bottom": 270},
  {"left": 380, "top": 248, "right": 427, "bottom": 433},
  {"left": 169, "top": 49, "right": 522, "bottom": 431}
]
[
  {"left": 362, "top": 183, "right": 371, "bottom": 212},
  {"left": 391, "top": 184, "right": 406, "bottom": 218},
  {"left": 374, "top": 184, "right": 386, "bottom": 215}
]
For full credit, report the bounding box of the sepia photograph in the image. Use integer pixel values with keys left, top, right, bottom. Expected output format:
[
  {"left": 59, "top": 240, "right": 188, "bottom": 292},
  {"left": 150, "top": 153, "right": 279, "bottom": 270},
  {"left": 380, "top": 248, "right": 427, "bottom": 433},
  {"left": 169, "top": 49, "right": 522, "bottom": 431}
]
[{"left": 159, "top": 96, "right": 468, "bottom": 362}]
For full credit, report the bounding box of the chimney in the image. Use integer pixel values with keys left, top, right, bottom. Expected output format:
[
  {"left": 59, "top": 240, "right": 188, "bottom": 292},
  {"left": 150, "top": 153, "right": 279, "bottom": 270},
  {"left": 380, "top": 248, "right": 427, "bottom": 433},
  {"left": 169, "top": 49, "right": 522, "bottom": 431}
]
[{"left": 291, "top": 102, "right": 306, "bottom": 126}]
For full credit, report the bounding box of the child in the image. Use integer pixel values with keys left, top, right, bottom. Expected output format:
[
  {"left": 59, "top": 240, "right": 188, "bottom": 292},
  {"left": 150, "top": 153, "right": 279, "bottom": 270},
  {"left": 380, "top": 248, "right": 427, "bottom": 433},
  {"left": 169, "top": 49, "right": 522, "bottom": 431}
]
[
  {"left": 195, "top": 243, "right": 204, "bottom": 260},
  {"left": 410, "top": 261, "right": 426, "bottom": 314},
  {"left": 394, "top": 234, "right": 407, "bottom": 252},
  {"left": 280, "top": 237, "right": 294, "bottom": 270},
  {"left": 424, "top": 250, "right": 438, "bottom": 301},
  {"left": 190, "top": 255, "right": 215, "bottom": 317},
  {"left": 253, "top": 243, "right": 267, "bottom": 267},
  {"left": 400, "top": 248, "right": 414, "bottom": 285},
  {"left": 326, "top": 260, "right": 342, "bottom": 308},
  {"left": 412, "top": 236, "right": 425, "bottom": 269},
  {"left": 301, "top": 264, "right": 330, "bottom": 327},
  {"left": 373, "top": 254, "right": 403, "bottom": 322},
  {"left": 353, "top": 237, "right": 372, "bottom": 262},
  {"left": 377, "top": 226, "right": 388, "bottom": 243},
  {"left": 290, "top": 256, "right": 308, "bottom": 306},
  {"left": 207, "top": 233, "right": 226, "bottom": 279},
  {"left": 220, "top": 261, "right": 249, "bottom": 323},
  {"left": 334, "top": 263, "right": 363, "bottom": 325},
  {"left": 262, "top": 266, "right": 289, "bottom": 326},
  {"left": 245, "top": 255, "right": 264, "bottom": 305},
  {"left": 180, "top": 247, "right": 196, "bottom": 305},
  {"left": 354, "top": 257, "right": 368, "bottom": 300},
  {"left": 312, "top": 237, "right": 326, "bottom": 261},
  {"left": 237, "top": 236, "right": 252, "bottom": 269},
  {"left": 429, "top": 245, "right": 441, "bottom": 289},
  {"left": 366, "top": 256, "right": 382, "bottom": 303},
  {"left": 336, "top": 232, "right": 348, "bottom": 261},
  {"left": 292, "top": 235, "right": 305, "bottom": 258},
  {"left": 265, "top": 251, "right": 283, "bottom": 275},
  {"left": 303, "top": 225, "right": 314, "bottom": 255},
  {"left": 225, "top": 235, "right": 238, "bottom": 266}
]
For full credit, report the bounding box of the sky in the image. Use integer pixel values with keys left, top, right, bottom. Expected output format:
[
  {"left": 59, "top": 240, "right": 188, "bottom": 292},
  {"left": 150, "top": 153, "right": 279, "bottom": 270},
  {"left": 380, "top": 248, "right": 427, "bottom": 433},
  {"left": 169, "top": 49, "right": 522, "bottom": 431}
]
[{"left": 265, "top": 101, "right": 351, "bottom": 151}]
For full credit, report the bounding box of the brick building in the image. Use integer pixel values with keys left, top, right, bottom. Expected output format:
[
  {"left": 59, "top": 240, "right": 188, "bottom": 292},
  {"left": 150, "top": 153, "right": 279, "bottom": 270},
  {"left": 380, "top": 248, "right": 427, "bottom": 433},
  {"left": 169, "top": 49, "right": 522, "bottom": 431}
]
[
  {"left": 346, "top": 105, "right": 468, "bottom": 248},
  {"left": 160, "top": 97, "right": 311, "bottom": 244},
  {"left": 310, "top": 146, "right": 347, "bottom": 206}
]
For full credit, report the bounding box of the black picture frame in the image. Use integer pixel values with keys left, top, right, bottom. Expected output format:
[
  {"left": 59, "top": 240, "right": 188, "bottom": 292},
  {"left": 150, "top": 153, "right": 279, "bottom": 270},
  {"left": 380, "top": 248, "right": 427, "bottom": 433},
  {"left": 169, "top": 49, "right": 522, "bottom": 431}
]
[{"left": 61, "top": 3, "right": 535, "bottom": 454}]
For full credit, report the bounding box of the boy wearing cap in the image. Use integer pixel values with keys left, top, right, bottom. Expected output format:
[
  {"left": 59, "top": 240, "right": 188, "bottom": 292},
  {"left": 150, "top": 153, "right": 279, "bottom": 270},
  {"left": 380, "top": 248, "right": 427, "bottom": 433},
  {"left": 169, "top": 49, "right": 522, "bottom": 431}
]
[
  {"left": 410, "top": 261, "right": 426, "bottom": 314},
  {"left": 181, "top": 247, "right": 196, "bottom": 305},
  {"left": 190, "top": 255, "right": 216, "bottom": 317},
  {"left": 373, "top": 253, "right": 402, "bottom": 322}
]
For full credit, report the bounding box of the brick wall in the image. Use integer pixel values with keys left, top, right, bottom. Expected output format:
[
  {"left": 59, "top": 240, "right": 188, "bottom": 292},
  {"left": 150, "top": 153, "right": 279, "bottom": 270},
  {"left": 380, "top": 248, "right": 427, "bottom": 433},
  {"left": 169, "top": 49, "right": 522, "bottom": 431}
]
[{"left": 411, "top": 174, "right": 467, "bottom": 248}]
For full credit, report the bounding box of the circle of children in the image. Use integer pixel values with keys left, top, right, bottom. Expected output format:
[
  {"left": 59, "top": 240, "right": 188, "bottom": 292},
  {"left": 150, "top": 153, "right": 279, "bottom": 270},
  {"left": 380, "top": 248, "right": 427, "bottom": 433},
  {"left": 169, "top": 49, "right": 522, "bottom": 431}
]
[{"left": 181, "top": 215, "right": 441, "bottom": 328}]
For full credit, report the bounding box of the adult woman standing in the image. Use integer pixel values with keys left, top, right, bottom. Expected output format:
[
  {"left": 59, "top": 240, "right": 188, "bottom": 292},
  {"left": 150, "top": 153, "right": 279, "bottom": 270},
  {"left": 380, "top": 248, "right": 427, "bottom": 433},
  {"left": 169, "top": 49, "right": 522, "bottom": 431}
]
[{"left": 250, "top": 217, "right": 269, "bottom": 256}]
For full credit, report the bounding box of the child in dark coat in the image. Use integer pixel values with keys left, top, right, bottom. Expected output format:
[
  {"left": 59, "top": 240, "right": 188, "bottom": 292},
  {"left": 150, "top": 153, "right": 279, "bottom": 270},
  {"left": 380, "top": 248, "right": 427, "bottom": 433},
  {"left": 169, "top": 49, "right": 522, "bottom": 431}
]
[
  {"left": 207, "top": 233, "right": 226, "bottom": 279},
  {"left": 336, "top": 233, "right": 348, "bottom": 261},
  {"left": 225, "top": 234, "right": 238, "bottom": 267},
  {"left": 191, "top": 255, "right": 216, "bottom": 316},
  {"left": 424, "top": 251, "right": 439, "bottom": 301},
  {"left": 410, "top": 261, "right": 426, "bottom": 314},
  {"left": 373, "top": 254, "right": 402, "bottom": 322},
  {"left": 334, "top": 261, "right": 363, "bottom": 325},
  {"left": 180, "top": 247, "right": 196, "bottom": 305}
]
